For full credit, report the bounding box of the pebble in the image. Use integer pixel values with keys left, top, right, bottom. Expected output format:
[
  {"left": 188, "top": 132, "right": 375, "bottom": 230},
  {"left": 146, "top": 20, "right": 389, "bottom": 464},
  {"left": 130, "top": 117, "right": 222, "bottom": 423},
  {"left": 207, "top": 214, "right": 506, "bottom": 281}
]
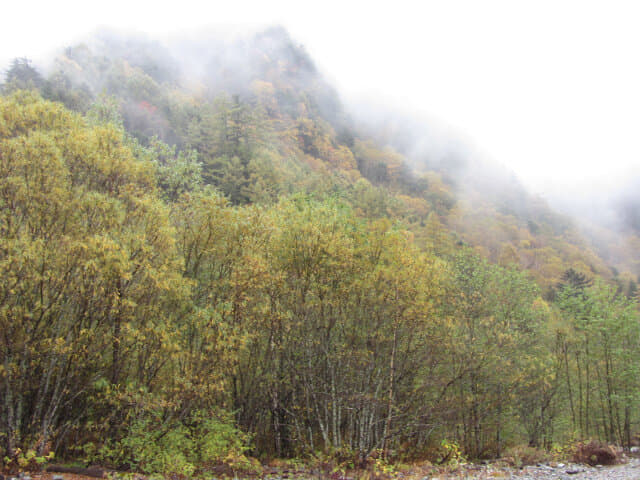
[
  {"left": 490, "top": 458, "right": 640, "bottom": 479},
  {"left": 402, "top": 457, "right": 640, "bottom": 479}
]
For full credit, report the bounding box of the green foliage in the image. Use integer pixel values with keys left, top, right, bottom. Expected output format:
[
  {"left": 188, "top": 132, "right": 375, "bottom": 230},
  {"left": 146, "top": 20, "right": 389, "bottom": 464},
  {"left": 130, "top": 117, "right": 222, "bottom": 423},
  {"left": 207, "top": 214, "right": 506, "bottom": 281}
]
[
  {"left": 144, "top": 137, "right": 202, "bottom": 202},
  {"left": 113, "top": 410, "right": 251, "bottom": 476},
  {"left": 119, "top": 414, "right": 195, "bottom": 476},
  {"left": 91, "top": 402, "right": 251, "bottom": 476},
  {"left": 2, "top": 448, "right": 54, "bottom": 473},
  {"left": 556, "top": 279, "right": 640, "bottom": 447},
  {"left": 195, "top": 412, "right": 253, "bottom": 468},
  {"left": 437, "top": 439, "right": 465, "bottom": 466},
  {"left": 435, "top": 251, "right": 553, "bottom": 457}
]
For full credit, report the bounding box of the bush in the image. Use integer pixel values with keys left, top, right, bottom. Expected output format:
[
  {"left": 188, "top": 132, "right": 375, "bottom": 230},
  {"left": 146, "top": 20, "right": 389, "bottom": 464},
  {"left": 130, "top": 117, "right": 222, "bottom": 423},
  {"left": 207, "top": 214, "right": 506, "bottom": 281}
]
[
  {"left": 119, "top": 413, "right": 195, "bottom": 477},
  {"left": 572, "top": 441, "right": 620, "bottom": 466},
  {"left": 436, "top": 439, "right": 465, "bottom": 466},
  {"left": 2, "top": 448, "right": 55, "bottom": 474},
  {"left": 91, "top": 407, "right": 253, "bottom": 477},
  {"left": 194, "top": 411, "right": 253, "bottom": 470}
]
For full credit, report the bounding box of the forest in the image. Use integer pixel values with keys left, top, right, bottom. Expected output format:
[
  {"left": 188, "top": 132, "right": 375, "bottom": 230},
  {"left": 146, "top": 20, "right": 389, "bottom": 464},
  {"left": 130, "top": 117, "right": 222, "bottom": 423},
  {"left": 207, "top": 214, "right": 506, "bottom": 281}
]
[{"left": 1, "top": 28, "right": 639, "bottom": 477}]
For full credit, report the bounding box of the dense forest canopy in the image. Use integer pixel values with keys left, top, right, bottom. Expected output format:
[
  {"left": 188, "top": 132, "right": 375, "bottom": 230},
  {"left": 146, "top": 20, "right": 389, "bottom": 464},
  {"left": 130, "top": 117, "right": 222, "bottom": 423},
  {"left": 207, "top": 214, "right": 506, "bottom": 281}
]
[{"left": 1, "top": 27, "right": 639, "bottom": 477}]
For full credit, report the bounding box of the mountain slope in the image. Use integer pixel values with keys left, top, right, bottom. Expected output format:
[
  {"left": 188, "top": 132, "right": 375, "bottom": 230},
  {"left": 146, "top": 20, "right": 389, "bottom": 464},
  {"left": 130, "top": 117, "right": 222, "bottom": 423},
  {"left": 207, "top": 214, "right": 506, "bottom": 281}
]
[
  {"left": 2, "top": 27, "right": 640, "bottom": 470},
  {"left": 4, "top": 27, "right": 624, "bottom": 294}
]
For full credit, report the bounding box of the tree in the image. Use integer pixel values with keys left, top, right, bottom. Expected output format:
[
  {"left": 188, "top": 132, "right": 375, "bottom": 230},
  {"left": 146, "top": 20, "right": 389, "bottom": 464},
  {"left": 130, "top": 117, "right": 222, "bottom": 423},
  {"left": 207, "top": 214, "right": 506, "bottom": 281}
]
[
  {"left": 557, "top": 279, "right": 640, "bottom": 446},
  {"left": 441, "top": 251, "right": 551, "bottom": 457},
  {"left": 0, "top": 91, "right": 190, "bottom": 458},
  {"left": 3, "top": 58, "right": 45, "bottom": 93}
]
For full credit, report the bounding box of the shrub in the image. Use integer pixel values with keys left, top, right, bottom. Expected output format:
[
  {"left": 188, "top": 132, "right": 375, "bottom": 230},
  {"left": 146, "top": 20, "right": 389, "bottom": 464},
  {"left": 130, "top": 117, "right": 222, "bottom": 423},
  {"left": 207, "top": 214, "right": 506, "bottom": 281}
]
[
  {"left": 120, "top": 413, "right": 196, "bottom": 477},
  {"left": 2, "top": 448, "right": 55, "bottom": 474},
  {"left": 194, "top": 411, "right": 253, "bottom": 471},
  {"left": 572, "top": 441, "right": 620, "bottom": 466},
  {"left": 91, "top": 407, "right": 253, "bottom": 477}
]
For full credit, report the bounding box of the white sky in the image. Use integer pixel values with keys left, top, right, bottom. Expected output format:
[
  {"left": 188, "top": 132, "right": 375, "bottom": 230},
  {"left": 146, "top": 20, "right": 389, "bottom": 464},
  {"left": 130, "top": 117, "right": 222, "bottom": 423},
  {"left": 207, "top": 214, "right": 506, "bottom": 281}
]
[{"left": 3, "top": 0, "right": 640, "bottom": 198}]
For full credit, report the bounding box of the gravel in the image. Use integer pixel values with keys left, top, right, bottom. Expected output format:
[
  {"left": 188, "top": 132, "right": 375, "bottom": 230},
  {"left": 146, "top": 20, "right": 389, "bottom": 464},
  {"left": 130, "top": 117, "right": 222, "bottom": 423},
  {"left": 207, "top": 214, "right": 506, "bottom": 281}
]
[
  {"left": 426, "top": 457, "right": 640, "bottom": 479},
  {"left": 504, "top": 458, "right": 640, "bottom": 480}
]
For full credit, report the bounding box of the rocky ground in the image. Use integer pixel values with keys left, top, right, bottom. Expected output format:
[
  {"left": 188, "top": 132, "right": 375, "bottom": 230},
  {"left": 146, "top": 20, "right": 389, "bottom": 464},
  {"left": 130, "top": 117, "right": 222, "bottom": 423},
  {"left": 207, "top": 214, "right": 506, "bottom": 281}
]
[
  {"left": 505, "top": 459, "right": 640, "bottom": 479},
  {"left": 7, "top": 458, "right": 640, "bottom": 480},
  {"left": 400, "top": 457, "right": 640, "bottom": 479},
  {"left": 257, "top": 456, "right": 640, "bottom": 479}
]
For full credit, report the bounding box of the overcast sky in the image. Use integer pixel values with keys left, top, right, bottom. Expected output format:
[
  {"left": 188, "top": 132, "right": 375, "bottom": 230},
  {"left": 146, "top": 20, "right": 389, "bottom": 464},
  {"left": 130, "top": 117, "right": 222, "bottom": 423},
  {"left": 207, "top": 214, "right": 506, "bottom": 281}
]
[{"left": 3, "top": 0, "right": 640, "bottom": 200}]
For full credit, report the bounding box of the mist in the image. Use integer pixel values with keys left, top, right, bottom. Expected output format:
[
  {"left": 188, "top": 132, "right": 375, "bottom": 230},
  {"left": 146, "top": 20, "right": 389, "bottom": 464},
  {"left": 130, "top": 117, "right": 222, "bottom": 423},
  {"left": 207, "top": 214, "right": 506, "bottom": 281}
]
[
  {"left": 4, "top": 2, "right": 640, "bottom": 202},
  {"left": 3, "top": 15, "right": 640, "bottom": 278}
]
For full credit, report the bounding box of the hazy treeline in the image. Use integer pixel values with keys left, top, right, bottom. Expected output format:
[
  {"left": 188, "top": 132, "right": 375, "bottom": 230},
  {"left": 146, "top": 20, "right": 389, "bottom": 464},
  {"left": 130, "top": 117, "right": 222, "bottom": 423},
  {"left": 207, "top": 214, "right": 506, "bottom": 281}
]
[{"left": 1, "top": 28, "right": 640, "bottom": 476}]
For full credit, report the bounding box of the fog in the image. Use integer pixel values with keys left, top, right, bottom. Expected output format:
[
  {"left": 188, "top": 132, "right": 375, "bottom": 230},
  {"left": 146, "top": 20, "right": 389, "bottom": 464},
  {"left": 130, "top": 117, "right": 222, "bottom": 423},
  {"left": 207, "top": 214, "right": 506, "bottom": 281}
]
[{"left": 3, "top": 0, "right": 640, "bottom": 231}]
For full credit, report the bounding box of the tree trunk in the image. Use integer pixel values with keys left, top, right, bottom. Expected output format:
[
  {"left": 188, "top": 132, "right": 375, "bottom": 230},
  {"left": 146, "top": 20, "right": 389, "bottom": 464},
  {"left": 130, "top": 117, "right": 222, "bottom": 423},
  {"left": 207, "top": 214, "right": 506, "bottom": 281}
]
[{"left": 382, "top": 326, "right": 398, "bottom": 457}]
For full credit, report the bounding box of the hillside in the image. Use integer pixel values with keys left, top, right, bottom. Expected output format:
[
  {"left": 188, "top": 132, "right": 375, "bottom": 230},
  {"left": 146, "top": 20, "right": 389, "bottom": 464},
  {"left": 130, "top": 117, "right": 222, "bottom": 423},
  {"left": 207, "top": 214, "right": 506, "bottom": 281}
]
[
  {"left": 1, "top": 27, "right": 639, "bottom": 477},
  {"left": 7, "top": 27, "right": 632, "bottom": 293}
]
